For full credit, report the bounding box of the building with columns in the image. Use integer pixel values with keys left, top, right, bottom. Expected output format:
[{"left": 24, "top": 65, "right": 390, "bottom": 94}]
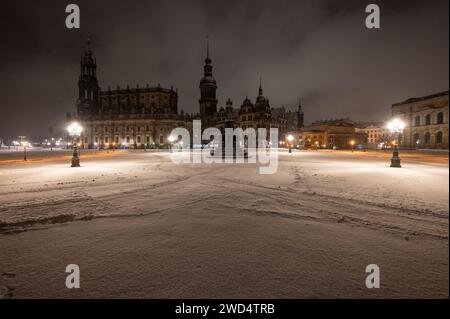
[{"left": 391, "top": 91, "right": 449, "bottom": 149}]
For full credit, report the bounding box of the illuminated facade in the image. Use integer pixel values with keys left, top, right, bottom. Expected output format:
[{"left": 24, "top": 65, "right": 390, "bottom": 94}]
[
  {"left": 391, "top": 91, "right": 449, "bottom": 149},
  {"left": 292, "top": 119, "right": 366, "bottom": 149}
]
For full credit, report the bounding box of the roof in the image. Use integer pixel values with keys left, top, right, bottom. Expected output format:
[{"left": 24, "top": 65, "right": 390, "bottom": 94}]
[
  {"left": 311, "top": 118, "right": 355, "bottom": 126},
  {"left": 392, "top": 91, "right": 449, "bottom": 106},
  {"left": 99, "top": 85, "right": 176, "bottom": 96}
]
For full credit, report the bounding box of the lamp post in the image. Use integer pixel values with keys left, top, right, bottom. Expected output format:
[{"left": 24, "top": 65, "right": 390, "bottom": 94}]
[
  {"left": 67, "top": 122, "right": 83, "bottom": 167},
  {"left": 18, "top": 136, "right": 27, "bottom": 161},
  {"left": 168, "top": 135, "right": 175, "bottom": 152},
  {"left": 21, "top": 141, "right": 28, "bottom": 161},
  {"left": 287, "top": 134, "right": 294, "bottom": 153},
  {"left": 350, "top": 140, "right": 355, "bottom": 153},
  {"left": 387, "top": 118, "right": 405, "bottom": 168}
]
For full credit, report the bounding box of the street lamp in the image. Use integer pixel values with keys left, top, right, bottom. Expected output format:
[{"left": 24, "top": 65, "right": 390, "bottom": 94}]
[
  {"left": 18, "top": 136, "right": 28, "bottom": 161},
  {"left": 387, "top": 118, "right": 405, "bottom": 168},
  {"left": 67, "top": 122, "right": 83, "bottom": 167},
  {"left": 168, "top": 135, "right": 175, "bottom": 152},
  {"left": 287, "top": 134, "right": 294, "bottom": 153},
  {"left": 21, "top": 141, "right": 29, "bottom": 161},
  {"left": 350, "top": 140, "right": 355, "bottom": 152}
]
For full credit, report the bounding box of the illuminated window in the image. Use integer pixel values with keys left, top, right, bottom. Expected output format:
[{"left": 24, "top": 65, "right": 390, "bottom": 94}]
[{"left": 413, "top": 133, "right": 420, "bottom": 145}]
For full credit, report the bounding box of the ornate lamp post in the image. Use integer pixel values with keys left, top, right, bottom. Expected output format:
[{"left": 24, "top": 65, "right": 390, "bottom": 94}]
[
  {"left": 387, "top": 118, "right": 405, "bottom": 168},
  {"left": 287, "top": 134, "right": 294, "bottom": 153},
  {"left": 67, "top": 122, "right": 83, "bottom": 167}
]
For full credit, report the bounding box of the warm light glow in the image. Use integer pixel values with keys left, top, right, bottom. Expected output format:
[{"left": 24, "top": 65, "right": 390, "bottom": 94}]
[
  {"left": 168, "top": 135, "right": 175, "bottom": 143},
  {"left": 350, "top": 140, "right": 355, "bottom": 146},
  {"left": 67, "top": 122, "right": 83, "bottom": 137},
  {"left": 287, "top": 135, "right": 294, "bottom": 142},
  {"left": 387, "top": 118, "right": 405, "bottom": 133}
]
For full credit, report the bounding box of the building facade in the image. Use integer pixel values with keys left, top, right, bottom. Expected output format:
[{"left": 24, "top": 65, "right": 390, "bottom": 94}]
[
  {"left": 69, "top": 40, "right": 191, "bottom": 149},
  {"left": 289, "top": 119, "right": 366, "bottom": 149},
  {"left": 355, "top": 122, "right": 391, "bottom": 149},
  {"left": 391, "top": 91, "right": 449, "bottom": 149},
  {"left": 69, "top": 40, "right": 305, "bottom": 148},
  {"left": 197, "top": 41, "right": 304, "bottom": 140}
]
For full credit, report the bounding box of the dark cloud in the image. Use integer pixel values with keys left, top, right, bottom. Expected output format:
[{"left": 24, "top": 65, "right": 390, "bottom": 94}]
[{"left": 0, "top": 0, "right": 448, "bottom": 139}]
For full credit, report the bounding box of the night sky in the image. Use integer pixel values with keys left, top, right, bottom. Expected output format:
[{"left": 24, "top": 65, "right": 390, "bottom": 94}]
[{"left": 0, "top": 0, "right": 448, "bottom": 139}]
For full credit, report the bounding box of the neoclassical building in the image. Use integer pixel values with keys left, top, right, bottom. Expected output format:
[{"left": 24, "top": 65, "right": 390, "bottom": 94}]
[
  {"left": 391, "top": 91, "right": 449, "bottom": 149},
  {"left": 68, "top": 40, "right": 304, "bottom": 148}
]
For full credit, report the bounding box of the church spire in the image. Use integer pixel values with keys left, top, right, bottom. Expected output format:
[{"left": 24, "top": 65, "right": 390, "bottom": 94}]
[
  {"left": 203, "top": 36, "right": 213, "bottom": 77},
  {"left": 77, "top": 38, "right": 99, "bottom": 116},
  {"left": 199, "top": 36, "right": 218, "bottom": 119},
  {"left": 206, "top": 35, "right": 210, "bottom": 60},
  {"left": 258, "top": 76, "right": 263, "bottom": 96}
]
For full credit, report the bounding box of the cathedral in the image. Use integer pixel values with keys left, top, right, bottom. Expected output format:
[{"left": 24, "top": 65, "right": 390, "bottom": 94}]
[{"left": 68, "top": 40, "right": 304, "bottom": 149}]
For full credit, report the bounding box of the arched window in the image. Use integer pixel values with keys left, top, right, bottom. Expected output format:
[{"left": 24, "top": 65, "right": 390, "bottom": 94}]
[
  {"left": 436, "top": 132, "right": 443, "bottom": 144},
  {"left": 413, "top": 133, "right": 420, "bottom": 145},
  {"left": 425, "top": 132, "right": 431, "bottom": 144},
  {"left": 437, "top": 112, "right": 444, "bottom": 125},
  {"left": 425, "top": 114, "right": 431, "bottom": 125},
  {"left": 414, "top": 116, "right": 420, "bottom": 126}
]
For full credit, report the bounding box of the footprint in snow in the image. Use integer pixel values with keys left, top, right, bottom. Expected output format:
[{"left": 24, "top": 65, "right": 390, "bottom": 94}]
[{"left": 1, "top": 273, "right": 15, "bottom": 279}]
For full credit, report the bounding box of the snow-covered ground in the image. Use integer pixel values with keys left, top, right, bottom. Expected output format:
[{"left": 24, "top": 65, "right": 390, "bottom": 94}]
[{"left": 0, "top": 150, "right": 448, "bottom": 298}]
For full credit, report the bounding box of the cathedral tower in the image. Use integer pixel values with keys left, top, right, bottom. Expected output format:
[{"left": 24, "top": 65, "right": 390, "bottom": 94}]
[
  {"left": 199, "top": 38, "right": 218, "bottom": 120},
  {"left": 297, "top": 98, "right": 305, "bottom": 128},
  {"left": 77, "top": 39, "right": 99, "bottom": 116}
]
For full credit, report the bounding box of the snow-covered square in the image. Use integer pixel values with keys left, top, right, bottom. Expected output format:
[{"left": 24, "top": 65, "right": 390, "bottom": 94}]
[{"left": 0, "top": 149, "right": 448, "bottom": 298}]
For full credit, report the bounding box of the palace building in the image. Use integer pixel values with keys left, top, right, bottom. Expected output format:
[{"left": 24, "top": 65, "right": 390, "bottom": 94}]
[
  {"left": 68, "top": 40, "right": 304, "bottom": 148},
  {"left": 391, "top": 91, "right": 449, "bottom": 149}
]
